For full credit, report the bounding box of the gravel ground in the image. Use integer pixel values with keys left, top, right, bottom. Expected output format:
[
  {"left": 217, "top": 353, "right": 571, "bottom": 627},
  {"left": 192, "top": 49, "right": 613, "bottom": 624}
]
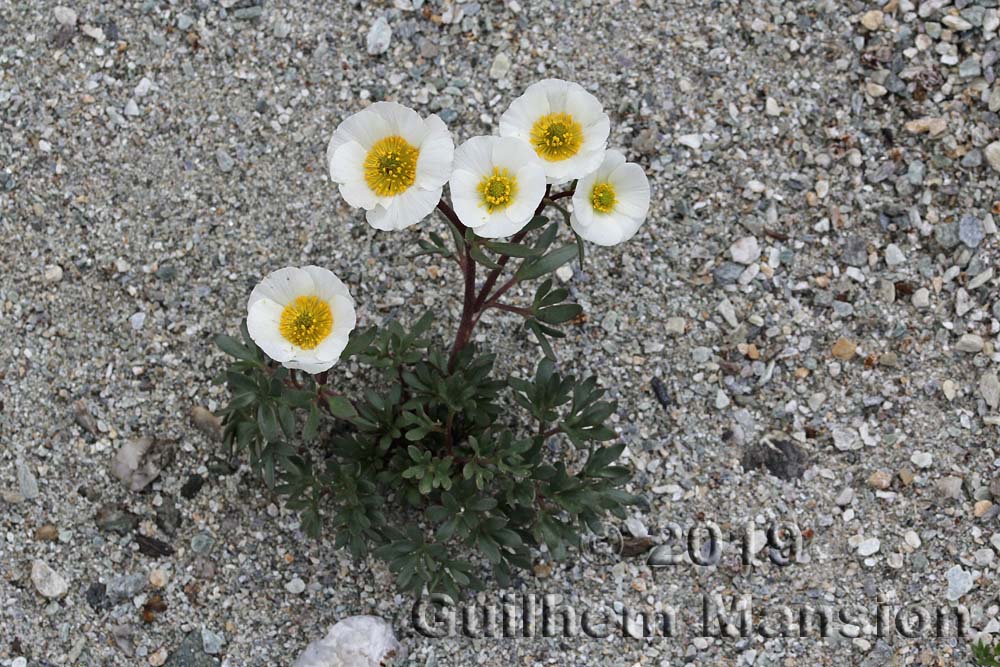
[{"left": 3, "top": 0, "right": 1000, "bottom": 665}]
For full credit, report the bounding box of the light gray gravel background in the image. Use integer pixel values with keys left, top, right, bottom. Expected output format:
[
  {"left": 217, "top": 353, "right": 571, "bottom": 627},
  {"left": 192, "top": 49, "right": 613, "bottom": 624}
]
[{"left": 3, "top": 0, "right": 1000, "bottom": 665}]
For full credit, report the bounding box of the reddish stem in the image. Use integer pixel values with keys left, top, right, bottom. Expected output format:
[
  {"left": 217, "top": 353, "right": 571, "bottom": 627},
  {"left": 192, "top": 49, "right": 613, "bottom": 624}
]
[{"left": 448, "top": 248, "right": 477, "bottom": 371}]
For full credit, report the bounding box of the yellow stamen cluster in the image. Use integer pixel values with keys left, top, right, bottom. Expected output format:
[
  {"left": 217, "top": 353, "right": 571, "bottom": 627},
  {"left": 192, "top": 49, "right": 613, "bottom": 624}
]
[
  {"left": 363, "top": 135, "right": 419, "bottom": 197},
  {"left": 279, "top": 296, "right": 333, "bottom": 350},
  {"left": 477, "top": 167, "right": 518, "bottom": 212},
  {"left": 530, "top": 112, "right": 583, "bottom": 162},
  {"left": 590, "top": 182, "right": 617, "bottom": 214}
]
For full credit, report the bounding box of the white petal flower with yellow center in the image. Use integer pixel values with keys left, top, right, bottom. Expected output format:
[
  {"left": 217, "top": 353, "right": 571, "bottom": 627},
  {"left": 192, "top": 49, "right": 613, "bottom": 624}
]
[
  {"left": 498, "top": 79, "right": 610, "bottom": 184},
  {"left": 449, "top": 136, "right": 547, "bottom": 238},
  {"left": 327, "top": 102, "right": 454, "bottom": 231},
  {"left": 570, "top": 150, "right": 650, "bottom": 247},
  {"left": 247, "top": 266, "right": 357, "bottom": 374}
]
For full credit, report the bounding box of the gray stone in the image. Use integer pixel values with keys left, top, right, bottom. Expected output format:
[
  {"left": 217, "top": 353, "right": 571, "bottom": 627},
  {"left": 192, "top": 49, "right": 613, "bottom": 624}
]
[
  {"left": 664, "top": 317, "right": 686, "bottom": 336},
  {"left": 945, "top": 565, "right": 975, "bottom": 601},
  {"left": 986, "top": 141, "right": 1000, "bottom": 173},
  {"left": 108, "top": 573, "right": 147, "bottom": 602},
  {"left": 16, "top": 459, "right": 39, "bottom": 500},
  {"left": 233, "top": 6, "right": 263, "bottom": 20},
  {"left": 202, "top": 628, "right": 225, "bottom": 655},
  {"left": 31, "top": 560, "right": 68, "bottom": 599},
  {"left": 713, "top": 262, "right": 744, "bottom": 285},
  {"left": 884, "top": 243, "right": 905, "bottom": 266},
  {"left": 366, "top": 16, "right": 392, "bottom": 55},
  {"left": 729, "top": 236, "right": 760, "bottom": 265},
  {"left": 54, "top": 6, "right": 77, "bottom": 25},
  {"left": 934, "top": 223, "right": 960, "bottom": 249},
  {"left": 840, "top": 235, "right": 867, "bottom": 267},
  {"left": 292, "top": 616, "right": 404, "bottom": 667},
  {"left": 215, "top": 149, "right": 234, "bottom": 173},
  {"left": 961, "top": 149, "right": 982, "bottom": 168},
  {"left": 191, "top": 533, "right": 215, "bottom": 554},
  {"left": 959, "top": 215, "right": 985, "bottom": 248},
  {"left": 937, "top": 476, "right": 964, "bottom": 500},
  {"left": 857, "top": 538, "right": 880, "bottom": 556},
  {"left": 956, "top": 334, "right": 984, "bottom": 353},
  {"left": 981, "top": 372, "right": 1000, "bottom": 410},
  {"left": 489, "top": 52, "right": 511, "bottom": 80}
]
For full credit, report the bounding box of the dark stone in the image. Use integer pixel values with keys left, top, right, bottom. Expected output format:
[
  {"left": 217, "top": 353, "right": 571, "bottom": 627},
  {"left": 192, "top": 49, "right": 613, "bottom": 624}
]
[
  {"left": 713, "top": 262, "right": 744, "bottom": 285},
  {"left": 156, "top": 497, "right": 183, "bottom": 536},
  {"left": 650, "top": 377, "right": 670, "bottom": 409},
  {"left": 620, "top": 536, "right": 655, "bottom": 558},
  {"left": 85, "top": 582, "right": 109, "bottom": 610},
  {"left": 741, "top": 439, "right": 809, "bottom": 481},
  {"left": 95, "top": 504, "right": 139, "bottom": 535},
  {"left": 135, "top": 534, "right": 175, "bottom": 558},
  {"left": 156, "top": 264, "right": 177, "bottom": 281},
  {"left": 180, "top": 474, "right": 205, "bottom": 500},
  {"left": 165, "top": 631, "right": 220, "bottom": 667}
]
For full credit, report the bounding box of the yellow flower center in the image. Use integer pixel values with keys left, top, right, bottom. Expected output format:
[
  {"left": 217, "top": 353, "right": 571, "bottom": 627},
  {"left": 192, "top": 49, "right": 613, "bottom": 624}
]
[
  {"left": 363, "top": 135, "right": 419, "bottom": 197},
  {"left": 530, "top": 112, "right": 583, "bottom": 162},
  {"left": 279, "top": 296, "right": 333, "bottom": 350},
  {"left": 590, "top": 182, "right": 617, "bottom": 214},
  {"left": 477, "top": 167, "right": 518, "bottom": 212}
]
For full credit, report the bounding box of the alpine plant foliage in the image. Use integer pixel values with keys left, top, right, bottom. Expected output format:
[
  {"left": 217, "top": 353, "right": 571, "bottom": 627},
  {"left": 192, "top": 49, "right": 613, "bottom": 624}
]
[{"left": 214, "top": 79, "right": 651, "bottom": 597}]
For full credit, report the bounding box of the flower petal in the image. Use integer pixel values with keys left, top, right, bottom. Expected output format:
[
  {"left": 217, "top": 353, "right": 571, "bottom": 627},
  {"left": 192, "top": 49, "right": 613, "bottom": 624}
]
[
  {"left": 450, "top": 170, "right": 490, "bottom": 228},
  {"left": 609, "top": 162, "right": 651, "bottom": 220},
  {"left": 453, "top": 136, "right": 495, "bottom": 176},
  {"left": 498, "top": 83, "right": 551, "bottom": 141},
  {"left": 571, "top": 211, "right": 626, "bottom": 246},
  {"left": 366, "top": 187, "right": 441, "bottom": 231},
  {"left": 329, "top": 106, "right": 391, "bottom": 154},
  {"left": 415, "top": 115, "right": 455, "bottom": 189},
  {"left": 248, "top": 266, "right": 315, "bottom": 308},
  {"left": 371, "top": 101, "right": 428, "bottom": 146},
  {"left": 247, "top": 298, "right": 297, "bottom": 362},
  {"left": 284, "top": 356, "right": 338, "bottom": 374},
  {"left": 474, "top": 210, "right": 526, "bottom": 239}
]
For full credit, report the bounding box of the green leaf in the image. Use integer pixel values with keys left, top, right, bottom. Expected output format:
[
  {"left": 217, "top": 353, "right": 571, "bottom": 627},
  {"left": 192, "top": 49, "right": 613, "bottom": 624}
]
[
  {"left": 408, "top": 311, "right": 434, "bottom": 340},
  {"left": 326, "top": 395, "right": 357, "bottom": 420},
  {"left": 341, "top": 327, "right": 377, "bottom": 358},
  {"left": 516, "top": 245, "right": 578, "bottom": 282},
  {"left": 215, "top": 334, "right": 258, "bottom": 363},
  {"left": 470, "top": 243, "right": 501, "bottom": 269},
  {"left": 571, "top": 227, "right": 586, "bottom": 267},
  {"left": 303, "top": 404, "right": 321, "bottom": 441},
  {"left": 483, "top": 241, "right": 541, "bottom": 258},
  {"left": 522, "top": 215, "right": 549, "bottom": 233},
  {"left": 536, "top": 303, "right": 582, "bottom": 325},
  {"left": 277, "top": 403, "right": 296, "bottom": 437},
  {"left": 256, "top": 403, "right": 280, "bottom": 442},
  {"left": 526, "top": 320, "right": 556, "bottom": 360}
]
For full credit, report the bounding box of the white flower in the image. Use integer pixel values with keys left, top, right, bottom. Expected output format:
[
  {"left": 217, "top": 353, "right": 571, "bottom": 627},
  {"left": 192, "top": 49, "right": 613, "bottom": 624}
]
[
  {"left": 327, "top": 102, "right": 454, "bottom": 231},
  {"left": 498, "top": 79, "right": 610, "bottom": 184},
  {"left": 570, "top": 150, "right": 650, "bottom": 247},
  {"left": 246, "top": 266, "right": 357, "bottom": 374},
  {"left": 449, "top": 136, "right": 547, "bottom": 238}
]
